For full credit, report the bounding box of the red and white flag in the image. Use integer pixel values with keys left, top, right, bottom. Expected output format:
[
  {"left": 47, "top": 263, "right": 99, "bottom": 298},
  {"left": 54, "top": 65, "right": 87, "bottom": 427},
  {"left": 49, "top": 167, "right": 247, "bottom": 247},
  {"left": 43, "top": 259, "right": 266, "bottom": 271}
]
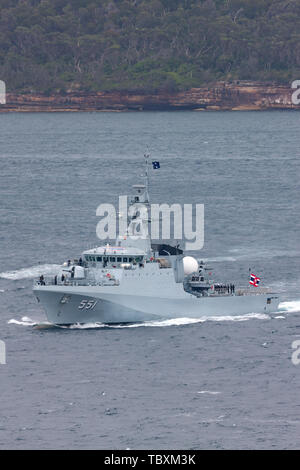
[{"left": 249, "top": 273, "right": 261, "bottom": 287}]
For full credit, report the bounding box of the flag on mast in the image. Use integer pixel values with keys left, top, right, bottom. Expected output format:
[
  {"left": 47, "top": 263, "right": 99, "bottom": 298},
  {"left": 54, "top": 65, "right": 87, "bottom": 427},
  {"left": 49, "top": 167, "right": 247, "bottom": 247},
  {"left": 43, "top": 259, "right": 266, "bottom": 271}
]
[{"left": 249, "top": 273, "right": 261, "bottom": 287}]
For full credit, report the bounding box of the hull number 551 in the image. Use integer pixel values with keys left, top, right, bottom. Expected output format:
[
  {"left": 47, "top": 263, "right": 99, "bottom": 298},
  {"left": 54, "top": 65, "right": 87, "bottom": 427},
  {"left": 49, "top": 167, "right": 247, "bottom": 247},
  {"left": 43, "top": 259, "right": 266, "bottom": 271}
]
[{"left": 78, "top": 299, "right": 98, "bottom": 310}]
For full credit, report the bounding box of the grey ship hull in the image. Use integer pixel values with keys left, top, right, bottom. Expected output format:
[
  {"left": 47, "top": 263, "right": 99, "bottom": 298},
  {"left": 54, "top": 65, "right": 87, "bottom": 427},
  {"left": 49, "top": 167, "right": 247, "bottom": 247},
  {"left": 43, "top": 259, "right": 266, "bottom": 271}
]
[{"left": 33, "top": 285, "right": 280, "bottom": 325}]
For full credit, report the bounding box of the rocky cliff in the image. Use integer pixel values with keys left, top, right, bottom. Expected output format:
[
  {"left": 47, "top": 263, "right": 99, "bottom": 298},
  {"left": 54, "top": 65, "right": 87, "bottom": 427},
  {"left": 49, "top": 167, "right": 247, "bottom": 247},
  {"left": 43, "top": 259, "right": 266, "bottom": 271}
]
[{"left": 0, "top": 82, "right": 298, "bottom": 112}]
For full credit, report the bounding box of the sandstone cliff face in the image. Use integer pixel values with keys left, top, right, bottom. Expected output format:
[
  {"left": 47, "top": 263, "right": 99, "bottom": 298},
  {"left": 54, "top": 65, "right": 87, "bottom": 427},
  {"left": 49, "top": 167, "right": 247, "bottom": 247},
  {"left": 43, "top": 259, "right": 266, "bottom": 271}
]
[{"left": 0, "top": 82, "right": 298, "bottom": 112}]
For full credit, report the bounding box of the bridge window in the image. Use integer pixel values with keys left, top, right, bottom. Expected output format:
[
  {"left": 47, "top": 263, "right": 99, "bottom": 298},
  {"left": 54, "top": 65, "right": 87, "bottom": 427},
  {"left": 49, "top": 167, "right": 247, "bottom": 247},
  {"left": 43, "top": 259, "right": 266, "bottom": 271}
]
[
  {"left": 110, "top": 257, "right": 116, "bottom": 262},
  {"left": 123, "top": 257, "right": 128, "bottom": 262},
  {"left": 97, "top": 256, "right": 102, "bottom": 262},
  {"left": 117, "top": 257, "right": 122, "bottom": 263}
]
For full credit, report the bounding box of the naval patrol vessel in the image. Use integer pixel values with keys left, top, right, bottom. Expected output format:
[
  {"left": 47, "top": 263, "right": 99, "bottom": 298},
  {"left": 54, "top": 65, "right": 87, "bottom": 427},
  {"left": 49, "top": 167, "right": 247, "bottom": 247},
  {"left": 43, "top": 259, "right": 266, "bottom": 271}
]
[{"left": 33, "top": 156, "right": 280, "bottom": 324}]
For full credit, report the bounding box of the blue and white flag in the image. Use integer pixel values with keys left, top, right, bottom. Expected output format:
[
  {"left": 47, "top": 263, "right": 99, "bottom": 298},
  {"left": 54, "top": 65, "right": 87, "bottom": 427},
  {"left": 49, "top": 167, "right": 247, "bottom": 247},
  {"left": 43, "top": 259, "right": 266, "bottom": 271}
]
[{"left": 152, "top": 161, "right": 160, "bottom": 169}]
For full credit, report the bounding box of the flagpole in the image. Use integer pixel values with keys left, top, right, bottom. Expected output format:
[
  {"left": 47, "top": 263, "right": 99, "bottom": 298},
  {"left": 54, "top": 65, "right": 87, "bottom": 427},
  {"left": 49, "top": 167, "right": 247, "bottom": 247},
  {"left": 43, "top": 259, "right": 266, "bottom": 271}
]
[{"left": 144, "top": 153, "right": 150, "bottom": 202}]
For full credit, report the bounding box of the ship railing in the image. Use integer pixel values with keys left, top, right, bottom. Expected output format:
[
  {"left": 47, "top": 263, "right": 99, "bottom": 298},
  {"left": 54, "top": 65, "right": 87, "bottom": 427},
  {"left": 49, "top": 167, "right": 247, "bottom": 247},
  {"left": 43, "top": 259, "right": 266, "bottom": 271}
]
[
  {"left": 235, "top": 287, "right": 273, "bottom": 296},
  {"left": 34, "top": 279, "right": 120, "bottom": 287},
  {"left": 208, "top": 287, "right": 273, "bottom": 297},
  {"left": 209, "top": 292, "right": 233, "bottom": 297}
]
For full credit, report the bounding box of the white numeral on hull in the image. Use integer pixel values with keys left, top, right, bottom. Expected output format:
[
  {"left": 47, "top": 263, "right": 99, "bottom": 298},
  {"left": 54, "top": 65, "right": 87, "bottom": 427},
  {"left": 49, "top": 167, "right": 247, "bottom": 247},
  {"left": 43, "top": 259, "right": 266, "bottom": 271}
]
[{"left": 78, "top": 299, "right": 98, "bottom": 310}]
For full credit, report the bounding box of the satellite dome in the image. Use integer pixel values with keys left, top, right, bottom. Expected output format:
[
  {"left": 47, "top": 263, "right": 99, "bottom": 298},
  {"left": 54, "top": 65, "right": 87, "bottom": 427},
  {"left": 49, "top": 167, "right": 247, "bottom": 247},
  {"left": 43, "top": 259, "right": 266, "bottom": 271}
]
[{"left": 183, "top": 256, "right": 199, "bottom": 275}]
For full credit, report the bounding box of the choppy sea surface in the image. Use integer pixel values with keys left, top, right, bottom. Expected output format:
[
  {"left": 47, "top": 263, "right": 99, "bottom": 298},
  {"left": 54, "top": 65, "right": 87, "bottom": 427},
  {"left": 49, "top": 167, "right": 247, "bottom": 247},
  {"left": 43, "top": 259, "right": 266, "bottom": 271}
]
[{"left": 0, "top": 111, "right": 300, "bottom": 449}]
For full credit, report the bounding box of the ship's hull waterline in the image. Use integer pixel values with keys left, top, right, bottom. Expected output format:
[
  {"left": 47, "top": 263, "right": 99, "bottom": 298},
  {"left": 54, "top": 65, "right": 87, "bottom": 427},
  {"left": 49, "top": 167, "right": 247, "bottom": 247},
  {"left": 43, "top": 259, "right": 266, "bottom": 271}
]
[{"left": 33, "top": 285, "right": 280, "bottom": 325}]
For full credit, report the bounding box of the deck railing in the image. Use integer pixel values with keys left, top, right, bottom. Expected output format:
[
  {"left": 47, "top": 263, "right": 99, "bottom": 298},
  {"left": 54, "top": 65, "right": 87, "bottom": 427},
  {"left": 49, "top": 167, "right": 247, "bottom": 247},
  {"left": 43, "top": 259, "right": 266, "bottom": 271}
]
[{"left": 34, "top": 278, "right": 120, "bottom": 287}]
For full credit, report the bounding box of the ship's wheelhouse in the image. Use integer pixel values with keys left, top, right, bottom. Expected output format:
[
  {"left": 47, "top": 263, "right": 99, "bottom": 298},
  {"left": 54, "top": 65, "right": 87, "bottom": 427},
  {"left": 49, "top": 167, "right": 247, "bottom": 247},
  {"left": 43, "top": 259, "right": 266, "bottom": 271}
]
[{"left": 83, "top": 244, "right": 146, "bottom": 269}]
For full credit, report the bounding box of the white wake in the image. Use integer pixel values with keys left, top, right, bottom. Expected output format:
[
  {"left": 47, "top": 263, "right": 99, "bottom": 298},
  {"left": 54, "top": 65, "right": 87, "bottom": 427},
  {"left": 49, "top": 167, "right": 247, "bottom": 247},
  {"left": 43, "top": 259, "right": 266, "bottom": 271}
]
[
  {"left": 7, "top": 313, "right": 270, "bottom": 329},
  {"left": 8, "top": 303, "right": 299, "bottom": 329},
  {"left": 278, "top": 300, "right": 300, "bottom": 313},
  {"left": 8, "top": 316, "right": 38, "bottom": 326},
  {"left": 0, "top": 264, "right": 61, "bottom": 280}
]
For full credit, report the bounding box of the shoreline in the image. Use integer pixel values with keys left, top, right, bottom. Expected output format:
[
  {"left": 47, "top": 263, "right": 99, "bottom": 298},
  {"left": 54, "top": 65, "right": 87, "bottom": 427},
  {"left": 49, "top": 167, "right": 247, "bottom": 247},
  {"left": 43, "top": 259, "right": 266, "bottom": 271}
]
[{"left": 0, "top": 82, "right": 298, "bottom": 112}]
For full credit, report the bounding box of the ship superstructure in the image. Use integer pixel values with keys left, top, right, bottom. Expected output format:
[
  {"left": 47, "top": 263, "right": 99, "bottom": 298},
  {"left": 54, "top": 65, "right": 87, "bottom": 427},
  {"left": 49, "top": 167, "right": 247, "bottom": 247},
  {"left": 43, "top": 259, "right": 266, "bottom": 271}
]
[{"left": 33, "top": 156, "right": 279, "bottom": 324}]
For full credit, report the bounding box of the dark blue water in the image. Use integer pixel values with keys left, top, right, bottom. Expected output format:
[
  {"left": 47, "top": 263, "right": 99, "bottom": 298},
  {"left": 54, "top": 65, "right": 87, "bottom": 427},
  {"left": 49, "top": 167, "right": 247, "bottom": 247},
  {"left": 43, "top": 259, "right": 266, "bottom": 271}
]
[{"left": 0, "top": 111, "right": 300, "bottom": 449}]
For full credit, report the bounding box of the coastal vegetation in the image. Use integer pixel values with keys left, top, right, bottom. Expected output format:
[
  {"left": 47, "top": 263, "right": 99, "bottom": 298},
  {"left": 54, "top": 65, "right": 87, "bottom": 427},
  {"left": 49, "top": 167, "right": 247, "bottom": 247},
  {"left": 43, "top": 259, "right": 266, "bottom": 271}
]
[{"left": 0, "top": 0, "right": 299, "bottom": 93}]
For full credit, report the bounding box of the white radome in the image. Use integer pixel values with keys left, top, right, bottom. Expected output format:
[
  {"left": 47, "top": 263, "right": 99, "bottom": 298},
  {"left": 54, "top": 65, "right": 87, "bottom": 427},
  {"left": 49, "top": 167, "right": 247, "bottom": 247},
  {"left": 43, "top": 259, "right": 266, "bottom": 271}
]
[{"left": 183, "top": 256, "right": 199, "bottom": 275}]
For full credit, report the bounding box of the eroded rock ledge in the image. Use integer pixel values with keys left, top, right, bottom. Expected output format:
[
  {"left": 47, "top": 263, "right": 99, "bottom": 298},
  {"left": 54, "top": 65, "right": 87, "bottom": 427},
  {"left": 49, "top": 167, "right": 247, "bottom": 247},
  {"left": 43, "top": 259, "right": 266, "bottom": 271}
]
[{"left": 1, "top": 82, "right": 298, "bottom": 112}]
